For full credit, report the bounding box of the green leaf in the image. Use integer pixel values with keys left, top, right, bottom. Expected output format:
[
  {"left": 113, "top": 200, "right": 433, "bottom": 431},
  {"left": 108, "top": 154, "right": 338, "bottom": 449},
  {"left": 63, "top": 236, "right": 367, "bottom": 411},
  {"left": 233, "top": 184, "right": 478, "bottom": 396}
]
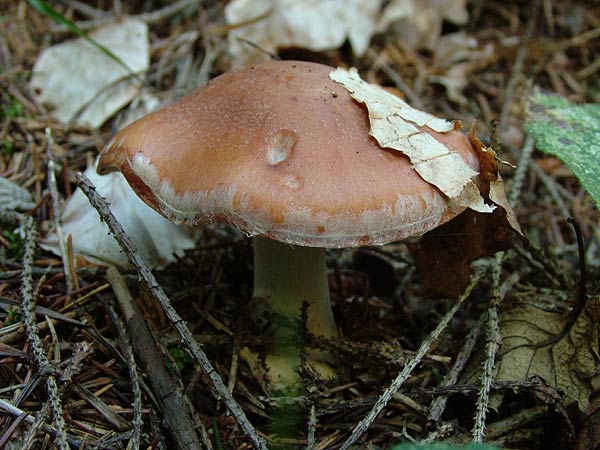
[{"left": 525, "top": 92, "right": 600, "bottom": 209}]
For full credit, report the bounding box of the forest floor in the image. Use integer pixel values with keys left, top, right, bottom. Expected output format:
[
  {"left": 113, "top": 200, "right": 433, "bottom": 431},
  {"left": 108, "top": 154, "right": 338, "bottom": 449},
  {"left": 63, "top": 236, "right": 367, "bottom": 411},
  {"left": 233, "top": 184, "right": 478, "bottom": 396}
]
[{"left": 1, "top": 1, "right": 599, "bottom": 449}]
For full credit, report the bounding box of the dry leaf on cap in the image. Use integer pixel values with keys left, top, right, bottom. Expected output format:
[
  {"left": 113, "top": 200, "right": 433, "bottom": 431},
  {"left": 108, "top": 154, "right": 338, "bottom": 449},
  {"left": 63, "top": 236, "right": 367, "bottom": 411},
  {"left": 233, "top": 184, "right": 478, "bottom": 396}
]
[
  {"left": 330, "top": 67, "right": 494, "bottom": 214},
  {"left": 31, "top": 18, "right": 149, "bottom": 129},
  {"left": 225, "top": 0, "right": 381, "bottom": 64},
  {"left": 41, "top": 161, "right": 197, "bottom": 270},
  {"left": 378, "top": 0, "right": 469, "bottom": 50},
  {"left": 408, "top": 127, "right": 521, "bottom": 298}
]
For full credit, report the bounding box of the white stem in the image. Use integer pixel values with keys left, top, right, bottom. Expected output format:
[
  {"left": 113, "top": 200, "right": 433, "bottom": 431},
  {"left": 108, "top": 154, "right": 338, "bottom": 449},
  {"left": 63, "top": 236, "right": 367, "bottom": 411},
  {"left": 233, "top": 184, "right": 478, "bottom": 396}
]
[
  {"left": 253, "top": 237, "right": 336, "bottom": 338},
  {"left": 252, "top": 237, "right": 337, "bottom": 392}
]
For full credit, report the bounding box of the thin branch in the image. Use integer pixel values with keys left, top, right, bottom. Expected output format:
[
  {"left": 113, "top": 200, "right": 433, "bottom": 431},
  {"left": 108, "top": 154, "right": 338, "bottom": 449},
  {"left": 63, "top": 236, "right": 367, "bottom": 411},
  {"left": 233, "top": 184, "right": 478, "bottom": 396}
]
[
  {"left": 306, "top": 404, "right": 317, "bottom": 450},
  {"left": 22, "top": 343, "right": 92, "bottom": 449},
  {"left": 76, "top": 173, "right": 267, "bottom": 450},
  {"left": 427, "top": 319, "right": 483, "bottom": 423},
  {"left": 471, "top": 101, "right": 542, "bottom": 441},
  {"left": 507, "top": 135, "right": 535, "bottom": 209},
  {"left": 51, "top": 0, "right": 201, "bottom": 32},
  {"left": 104, "top": 300, "right": 143, "bottom": 450},
  {"left": 339, "top": 275, "right": 480, "bottom": 450},
  {"left": 45, "top": 128, "right": 76, "bottom": 294},
  {"left": 19, "top": 215, "right": 69, "bottom": 450},
  {"left": 0, "top": 399, "right": 80, "bottom": 449},
  {"left": 105, "top": 266, "right": 200, "bottom": 450},
  {"left": 472, "top": 252, "right": 503, "bottom": 442}
]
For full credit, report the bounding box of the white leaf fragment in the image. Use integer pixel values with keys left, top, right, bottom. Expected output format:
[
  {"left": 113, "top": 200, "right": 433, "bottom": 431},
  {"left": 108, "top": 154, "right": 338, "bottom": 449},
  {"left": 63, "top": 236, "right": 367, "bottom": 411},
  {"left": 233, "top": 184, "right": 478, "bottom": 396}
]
[
  {"left": 41, "top": 161, "right": 197, "bottom": 269},
  {"left": 225, "top": 0, "right": 381, "bottom": 64},
  {"left": 224, "top": 0, "right": 470, "bottom": 65},
  {"left": 378, "top": 0, "right": 469, "bottom": 50},
  {"left": 31, "top": 18, "right": 149, "bottom": 129},
  {"left": 329, "top": 67, "right": 494, "bottom": 213},
  {"left": 0, "top": 176, "right": 35, "bottom": 213}
]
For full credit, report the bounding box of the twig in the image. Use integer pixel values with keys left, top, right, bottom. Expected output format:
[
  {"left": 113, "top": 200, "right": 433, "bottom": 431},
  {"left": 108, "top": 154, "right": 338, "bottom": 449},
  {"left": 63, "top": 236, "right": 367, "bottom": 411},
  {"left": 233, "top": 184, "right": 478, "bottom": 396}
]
[
  {"left": 427, "top": 319, "right": 483, "bottom": 423},
  {"left": 76, "top": 172, "right": 267, "bottom": 450},
  {"left": 339, "top": 275, "right": 480, "bottom": 450},
  {"left": 105, "top": 265, "right": 203, "bottom": 450},
  {"left": 51, "top": 0, "right": 200, "bottom": 32},
  {"left": 69, "top": 383, "right": 131, "bottom": 431},
  {"left": 507, "top": 135, "right": 534, "bottom": 209},
  {"left": 45, "top": 128, "right": 76, "bottom": 294},
  {"left": 316, "top": 379, "right": 566, "bottom": 417},
  {"left": 0, "top": 411, "right": 27, "bottom": 448},
  {"left": 19, "top": 215, "right": 69, "bottom": 450},
  {"left": 366, "top": 48, "right": 423, "bottom": 109},
  {"left": 471, "top": 108, "right": 541, "bottom": 442},
  {"left": 228, "top": 334, "right": 240, "bottom": 394},
  {"left": 0, "top": 399, "right": 80, "bottom": 449},
  {"left": 22, "top": 344, "right": 92, "bottom": 449},
  {"left": 472, "top": 252, "right": 503, "bottom": 442},
  {"left": 138, "top": 0, "right": 200, "bottom": 25},
  {"left": 306, "top": 404, "right": 317, "bottom": 450},
  {"left": 530, "top": 162, "right": 572, "bottom": 221},
  {"left": 499, "top": 44, "right": 528, "bottom": 138},
  {"left": 104, "top": 300, "right": 143, "bottom": 450}
]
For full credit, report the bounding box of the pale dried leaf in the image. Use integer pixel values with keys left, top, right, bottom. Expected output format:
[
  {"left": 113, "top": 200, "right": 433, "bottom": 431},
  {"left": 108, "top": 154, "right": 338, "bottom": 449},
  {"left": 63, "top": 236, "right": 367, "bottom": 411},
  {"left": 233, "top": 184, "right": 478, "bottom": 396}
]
[
  {"left": 225, "top": 0, "right": 382, "bottom": 64},
  {"left": 429, "top": 33, "right": 495, "bottom": 104},
  {"left": 114, "top": 89, "right": 161, "bottom": 130},
  {"left": 378, "top": 0, "right": 469, "bottom": 50},
  {"left": 494, "top": 293, "right": 599, "bottom": 410},
  {"left": 31, "top": 18, "right": 149, "bottom": 129},
  {"left": 0, "top": 176, "right": 34, "bottom": 212},
  {"left": 489, "top": 177, "right": 523, "bottom": 235},
  {"left": 41, "top": 161, "right": 197, "bottom": 269},
  {"left": 329, "top": 67, "right": 493, "bottom": 213}
]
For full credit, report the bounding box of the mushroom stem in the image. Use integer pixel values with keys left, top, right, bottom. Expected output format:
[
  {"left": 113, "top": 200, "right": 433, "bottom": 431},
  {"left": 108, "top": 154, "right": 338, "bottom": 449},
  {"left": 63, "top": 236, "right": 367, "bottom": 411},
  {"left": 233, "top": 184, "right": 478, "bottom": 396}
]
[{"left": 252, "top": 236, "right": 337, "bottom": 392}]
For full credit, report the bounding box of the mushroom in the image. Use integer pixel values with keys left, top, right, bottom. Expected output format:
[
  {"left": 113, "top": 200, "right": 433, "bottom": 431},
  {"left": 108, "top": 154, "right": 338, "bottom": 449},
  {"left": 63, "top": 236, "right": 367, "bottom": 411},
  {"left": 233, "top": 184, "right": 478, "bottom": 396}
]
[{"left": 97, "top": 60, "right": 483, "bottom": 393}]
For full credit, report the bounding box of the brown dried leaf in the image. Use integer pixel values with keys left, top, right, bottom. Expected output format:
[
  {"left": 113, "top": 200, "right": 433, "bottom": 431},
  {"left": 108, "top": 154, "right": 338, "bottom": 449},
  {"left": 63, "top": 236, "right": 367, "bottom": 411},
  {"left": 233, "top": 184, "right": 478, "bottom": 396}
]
[
  {"left": 493, "top": 292, "right": 600, "bottom": 410},
  {"left": 468, "top": 126, "right": 522, "bottom": 235},
  {"left": 407, "top": 126, "right": 520, "bottom": 298},
  {"left": 408, "top": 206, "right": 514, "bottom": 298}
]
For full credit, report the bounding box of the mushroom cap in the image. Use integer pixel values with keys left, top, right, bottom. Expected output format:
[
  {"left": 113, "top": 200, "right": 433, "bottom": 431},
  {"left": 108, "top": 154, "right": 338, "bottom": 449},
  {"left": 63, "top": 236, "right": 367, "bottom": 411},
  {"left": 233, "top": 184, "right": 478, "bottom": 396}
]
[{"left": 98, "top": 60, "right": 480, "bottom": 248}]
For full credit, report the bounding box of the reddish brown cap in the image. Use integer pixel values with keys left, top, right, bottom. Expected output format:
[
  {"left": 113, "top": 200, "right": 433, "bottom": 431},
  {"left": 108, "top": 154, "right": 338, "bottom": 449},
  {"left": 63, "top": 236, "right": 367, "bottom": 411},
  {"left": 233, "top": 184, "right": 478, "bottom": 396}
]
[{"left": 98, "top": 60, "right": 480, "bottom": 248}]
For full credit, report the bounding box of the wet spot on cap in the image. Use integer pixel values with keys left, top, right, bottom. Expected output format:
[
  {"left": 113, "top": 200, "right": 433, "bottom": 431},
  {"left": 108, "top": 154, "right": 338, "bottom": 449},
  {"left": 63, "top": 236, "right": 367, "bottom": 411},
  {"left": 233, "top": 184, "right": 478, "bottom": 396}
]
[{"left": 267, "top": 129, "right": 298, "bottom": 166}]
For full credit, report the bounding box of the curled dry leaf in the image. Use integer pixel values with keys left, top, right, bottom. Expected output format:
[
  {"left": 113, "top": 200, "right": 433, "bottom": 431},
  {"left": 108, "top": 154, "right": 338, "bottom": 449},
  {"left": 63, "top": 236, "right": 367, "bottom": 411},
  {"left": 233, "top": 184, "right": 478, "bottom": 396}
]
[
  {"left": 378, "top": 0, "right": 469, "bottom": 50},
  {"left": 30, "top": 18, "right": 149, "bottom": 129},
  {"left": 408, "top": 127, "right": 521, "bottom": 297},
  {"left": 224, "top": 0, "right": 470, "bottom": 64},
  {"left": 465, "top": 288, "right": 600, "bottom": 411},
  {"left": 408, "top": 207, "right": 515, "bottom": 298},
  {"left": 329, "top": 67, "right": 494, "bottom": 214},
  {"left": 429, "top": 32, "right": 495, "bottom": 105},
  {"left": 41, "top": 162, "right": 197, "bottom": 270},
  {"left": 225, "top": 0, "right": 381, "bottom": 64}
]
